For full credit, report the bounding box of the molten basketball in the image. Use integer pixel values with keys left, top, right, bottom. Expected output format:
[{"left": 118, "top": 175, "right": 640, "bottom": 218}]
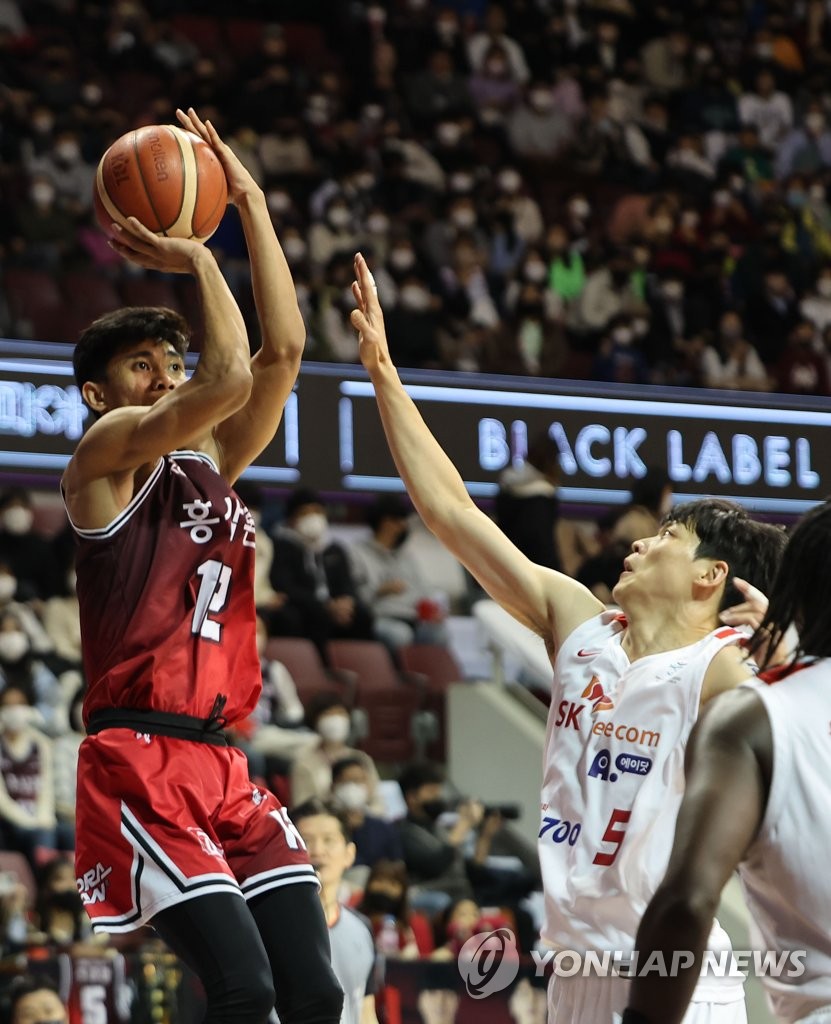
[{"left": 95, "top": 125, "right": 227, "bottom": 242}]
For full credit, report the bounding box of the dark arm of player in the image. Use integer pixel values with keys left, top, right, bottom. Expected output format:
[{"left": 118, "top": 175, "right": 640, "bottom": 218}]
[{"left": 625, "top": 688, "right": 772, "bottom": 1024}]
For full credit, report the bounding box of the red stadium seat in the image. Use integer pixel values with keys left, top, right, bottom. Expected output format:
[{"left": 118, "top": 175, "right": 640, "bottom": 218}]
[
  {"left": 398, "top": 645, "right": 462, "bottom": 763},
  {"left": 5, "top": 267, "right": 63, "bottom": 339},
  {"left": 326, "top": 640, "right": 425, "bottom": 696},
  {"left": 264, "top": 637, "right": 353, "bottom": 709}
]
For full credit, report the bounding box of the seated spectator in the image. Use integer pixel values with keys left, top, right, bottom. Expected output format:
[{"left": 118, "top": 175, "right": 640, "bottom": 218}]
[
  {"left": 41, "top": 563, "right": 80, "bottom": 669},
  {"left": 0, "top": 870, "right": 31, "bottom": 955},
  {"left": 467, "top": 4, "right": 530, "bottom": 84},
  {"left": 799, "top": 265, "right": 831, "bottom": 336},
  {"left": 349, "top": 496, "right": 448, "bottom": 653},
  {"left": 706, "top": 312, "right": 771, "bottom": 391},
  {"left": 291, "top": 694, "right": 383, "bottom": 814},
  {"left": 269, "top": 488, "right": 374, "bottom": 656},
  {"left": 0, "top": 562, "right": 53, "bottom": 659},
  {"left": 0, "top": 684, "right": 56, "bottom": 868},
  {"left": 738, "top": 68, "right": 793, "bottom": 150},
  {"left": 430, "top": 897, "right": 514, "bottom": 959},
  {"left": 0, "top": 489, "right": 57, "bottom": 602},
  {"left": 10, "top": 174, "right": 76, "bottom": 272},
  {"left": 468, "top": 43, "right": 522, "bottom": 125},
  {"left": 52, "top": 685, "right": 83, "bottom": 851},
  {"left": 574, "top": 251, "right": 641, "bottom": 336},
  {"left": 232, "top": 484, "right": 288, "bottom": 629},
  {"left": 506, "top": 82, "right": 573, "bottom": 161},
  {"left": 746, "top": 266, "right": 802, "bottom": 365},
  {"left": 7, "top": 976, "right": 67, "bottom": 1024},
  {"left": 0, "top": 610, "right": 64, "bottom": 736},
  {"left": 776, "top": 319, "right": 829, "bottom": 395},
  {"left": 776, "top": 102, "right": 831, "bottom": 180},
  {"left": 405, "top": 49, "right": 472, "bottom": 127},
  {"left": 355, "top": 858, "right": 430, "bottom": 958},
  {"left": 496, "top": 431, "right": 561, "bottom": 571},
  {"left": 592, "top": 315, "right": 649, "bottom": 385},
  {"left": 332, "top": 756, "right": 403, "bottom": 872},
  {"left": 33, "top": 856, "right": 91, "bottom": 947},
  {"left": 384, "top": 274, "right": 444, "bottom": 369}
]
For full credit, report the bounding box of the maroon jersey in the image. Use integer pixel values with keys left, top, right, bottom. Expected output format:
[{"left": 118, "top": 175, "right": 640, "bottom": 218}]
[
  {"left": 70, "top": 450, "right": 261, "bottom": 726},
  {"left": 0, "top": 734, "right": 43, "bottom": 815}
]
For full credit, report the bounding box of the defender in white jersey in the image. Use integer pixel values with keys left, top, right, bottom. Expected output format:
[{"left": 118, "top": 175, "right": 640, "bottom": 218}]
[
  {"left": 628, "top": 501, "right": 831, "bottom": 1024},
  {"left": 347, "top": 252, "right": 786, "bottom": 1024}
]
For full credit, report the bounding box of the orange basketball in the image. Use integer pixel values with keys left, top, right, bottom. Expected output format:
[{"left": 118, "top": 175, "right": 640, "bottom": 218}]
[{"left": 95, "top": 125, "right": 227, "bottom": 242}]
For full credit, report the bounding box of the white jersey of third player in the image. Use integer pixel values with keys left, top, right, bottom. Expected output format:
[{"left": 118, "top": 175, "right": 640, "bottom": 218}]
[
  {"left": 540, "top": 612, "right": 742, "bottom": 980},
  {"left": 740, "top": 663, "right": 831, "bottom": 1024}
]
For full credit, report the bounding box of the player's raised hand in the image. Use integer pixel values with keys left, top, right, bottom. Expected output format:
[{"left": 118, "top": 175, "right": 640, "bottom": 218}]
[
  {"left": 351, "top": 252, "right": 392, "bottom": 374},
  {"left": 719, "top": 576, "right": 768, "bottom": 631},
  {"left": 176, "top": 106, "right": 257, "bottom": 206},
  {"left": 108, "top": 217, "right": 207, "bottom": 274}
]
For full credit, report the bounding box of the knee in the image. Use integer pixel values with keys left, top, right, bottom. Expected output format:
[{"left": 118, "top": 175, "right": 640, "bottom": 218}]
[
  {"left": 279, "top": 970, "right": 343, "bottom": 1024},
  {"left": 206, "top": 960, "right": 275, "bottom": 1024}
]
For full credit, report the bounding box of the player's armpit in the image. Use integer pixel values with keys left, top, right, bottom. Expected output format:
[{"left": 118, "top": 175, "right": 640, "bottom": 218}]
[{"left": 699, "top": 642, "right": 754, "bottom": 706}]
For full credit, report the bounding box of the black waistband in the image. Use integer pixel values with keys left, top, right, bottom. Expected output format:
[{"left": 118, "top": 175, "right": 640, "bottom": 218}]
[{"left": 86, "top": 707, "right": 229, "bottom": 746}]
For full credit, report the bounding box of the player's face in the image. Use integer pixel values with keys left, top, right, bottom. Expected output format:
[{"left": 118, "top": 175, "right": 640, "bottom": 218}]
[
  {"left": 297, "top": 814, "right": 355, "bottom": 889},
  {"left": 612, "top": 520, "right": 703, "bottom": 607},
  {"left": 99, "top": 340, "right": 186, "bottom": 411}
]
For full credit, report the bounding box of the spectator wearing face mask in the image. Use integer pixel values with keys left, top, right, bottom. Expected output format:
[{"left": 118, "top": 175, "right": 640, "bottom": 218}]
[
  {"left": 52, "top": 685, "right": 84, "bottom": 851},
  {"left": 746, "top": 266, "right": 802, "bottom": 364},
  {"left": 268, "top": 488, "right": 374, "bottom": 657},
  {"left": 41, "top": 562, "right": 80, "bottom": 669},
  {"left": 492, "top": 166, "right": 543, "bottom": 245},
  {"left": 800, "top": 265, "right": 831, "bottom": 335},
  {"left": 10, "top": 173, "right": 76, "bottom": 272},
  {"left": 0, "top": 490, "right": 56, "bottom": 603},
  {"left": 0, "top": 684, "right": 56, "bottom": 868},
  {"left": 776, "top": 102, "right": 831, "bottom": 180},
  {"left": 0, "top": 611, "right": 64, "bottom": 735},
  {"left": 592, "top": 314, "right": 649, "bottom": 384},
  {"left": 331, "top": 756, "right": 402, "bottom": 871},
  {"left": 290, "top": 695, "right": 383, "bottom": 814},
  {"left": 308, "top": 194, "right": 361, "bottom": 270},
  {"left": 738, "top": 68, "right": 793, "bottom": 150},
  {"left": 706, "top": 312, "right": 771, "bottom": 391},
  {"left": 33, "top": 856, "right": 91, "bottom": 947},
  {"left": 349, "top": 496, "right": 448, "bottom": 653},
  {"left": 506, "top": 81, "right": 573, "bottom": 160},
  {"left": 27, "top": 129, "right": 95, "bottom": 214},
  {"left": 404, "top": 49, "right": 473, "bottom": 128},
  {"left": 356, "top": 858, "right": 430, "bottom": 958},
  {"left": 467, "top": 4, "right": 529, "bottom": 85},
  {"left": 422, "top": 194, "right": 487, "bottom": 271},
  {"left": 383, "top": 274, "right": 443, "bottom": 369},
  {"left": 574, "top": 251, "right": 641, "bottom": 336},
  {"left": 467, "top": 43, "right": 523, "bottom": 125},
  {"left": 776, "top": 318, "right": 830, "bottom": 395},
  {"left": 0, "top": 562, "right": 53, "bottom": 659}
]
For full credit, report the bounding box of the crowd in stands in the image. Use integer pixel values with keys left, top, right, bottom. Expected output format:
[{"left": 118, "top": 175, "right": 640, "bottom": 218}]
[{"left": 3, "top": 0, "right": 831, "bottom": 393}]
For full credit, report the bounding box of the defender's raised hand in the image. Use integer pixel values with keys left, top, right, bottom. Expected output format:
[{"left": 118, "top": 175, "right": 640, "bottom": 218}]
[{"left": 351, "top": 252, "right": 392, "bottom": 374}]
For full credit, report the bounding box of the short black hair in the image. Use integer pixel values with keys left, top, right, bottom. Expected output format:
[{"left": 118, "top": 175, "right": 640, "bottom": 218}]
[
  {"left": 750, "top": 500, "right": 831, "bottom": 665},
  {"left": 663, "top": 498, "right": 786, "bottom": 613},
  {"left": 366, "top": 495, "right": 409, "bottom": 532},
  {"left": 304, "top": 691, "right": 349, "bottom": 730},
  {"left": 398, "top": 761, "right": 444, "bottom": 798},
  {"left": 73, "top": 306, "right": 190, "bottom": 389},
  {"left": 291, "top": 797, "right": 352, "bottom": 841},
  {"left": 285, "top": 487, "right": 323, "bottom": 519},
  {"left": 331, "top": 755, "right": 366, "bottom": 782},
  {"left": 8, "top": 974, "right": 64, "bottom": 1020}
]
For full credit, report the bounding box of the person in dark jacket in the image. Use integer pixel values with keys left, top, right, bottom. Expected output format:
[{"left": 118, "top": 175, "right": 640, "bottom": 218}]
[{"left": 495, "top": 431, "right": 561, "bottom": 571}]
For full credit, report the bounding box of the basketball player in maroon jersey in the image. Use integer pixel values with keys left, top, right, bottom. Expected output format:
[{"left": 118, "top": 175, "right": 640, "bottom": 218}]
[{"left": 62, "top": 108, "right": 342, "bottom": 1024}]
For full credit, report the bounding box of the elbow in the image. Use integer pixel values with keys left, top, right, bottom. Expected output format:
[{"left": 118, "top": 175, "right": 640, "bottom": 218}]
[{"left": 643, "top": 882, "right": 719, "bottom": 944}]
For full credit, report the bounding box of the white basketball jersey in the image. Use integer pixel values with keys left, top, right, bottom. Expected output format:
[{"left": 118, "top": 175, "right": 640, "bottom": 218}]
[
  {"left": 540, "top": 611, "right": 742, "bottom": 996},
  {"left": 740, "top": 664, "right": 831, "bottom": 1024}
]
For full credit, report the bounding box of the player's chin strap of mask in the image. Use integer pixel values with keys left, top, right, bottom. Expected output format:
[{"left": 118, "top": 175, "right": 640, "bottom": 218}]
[{"left": 87, "top": 693, "right": 229, "bottom": 746}]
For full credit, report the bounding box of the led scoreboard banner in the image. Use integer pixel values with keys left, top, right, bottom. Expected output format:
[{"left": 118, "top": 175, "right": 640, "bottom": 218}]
[{"left": 1, "top": 338, "right": 829, "bottom": 514}]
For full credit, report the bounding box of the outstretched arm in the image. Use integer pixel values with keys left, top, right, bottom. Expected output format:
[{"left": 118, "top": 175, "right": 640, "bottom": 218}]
[
  {"left": 177, "top": 108, "right": 306, "bottom": 484},
  {"left": 625, "top": 688, "right": 771, "bottom": 1024},
  {"left": 349, "top": 253, "right": 602, "bottom": 642}
]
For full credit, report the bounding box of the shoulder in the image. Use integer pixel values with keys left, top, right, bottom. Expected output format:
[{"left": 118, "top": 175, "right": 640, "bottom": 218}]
[
  {"left": 700, "top": 642, "right": 754, "bottom": 704},
  {"left": 340, "top": 904, "right": 374, "bottom": 940},
  {"left": 693, "top": 686, "right": 772, "bottom": 763}
]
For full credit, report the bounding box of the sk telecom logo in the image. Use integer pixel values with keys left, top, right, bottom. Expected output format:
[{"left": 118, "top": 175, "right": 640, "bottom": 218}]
[{"left": 582, "top": 676, "right": 614, "bottom": 714}]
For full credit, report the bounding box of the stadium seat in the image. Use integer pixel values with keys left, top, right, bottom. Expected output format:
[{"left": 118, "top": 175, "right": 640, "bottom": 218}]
[
  {"left": 326, "top": 640, "right": 426, "bottom": 697},
  {"left": 354, "top": 686, "right": 423, "bottom": 764},
  {"left": 398, "top": 645, "right": 462, "bottom": 692},
  {"left": 120, "top": 276, "right": 183, "bottom": 313},
  {"left": 264, "top": 637, "right": 354, "bottom": 708},
  {"left": 5, "top": 267, "right": 63, "bottom": 339}
]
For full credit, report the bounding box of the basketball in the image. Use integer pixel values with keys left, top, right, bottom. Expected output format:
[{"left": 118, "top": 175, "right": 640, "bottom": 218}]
[{"left": 94, "top": 124, "right": 228, "bottom": 242}]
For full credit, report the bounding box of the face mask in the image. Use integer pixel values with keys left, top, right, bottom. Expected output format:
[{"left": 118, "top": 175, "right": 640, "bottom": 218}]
[
  {"left": 695, "top": 46, "right": 713, "bottom": 64},
  {"left": 530, "top": 91, "right": 553, "bottom": 112},
  {"left": 317, "top": 714, "right": 350, "bottom": 743},
  {"left": 267, "top": 191, "right": 292, "bottom": 214},
  {"left": 632, "top": 318, "right": 649, "bottom": 337},
  {"left": 523, "top": 260, "right": 547, "bottom": 283},
  {"left": 390, "top": 248, "right": 416, "bottom": 271},
  {"left": 713, "top": 190, "right": 731, "bottom": 208},
  {"left": 0, "top": 705, "right": 32, "bottom": 733},
  {"left": 451, "top": 208, "right": 476, "bottom": 230},
  {"left": 33, "top": 116, "right": 54, "bottom": 134},
  {"left": 400, "top": 286, "right": 431, "bottom": 312},
  {"left": 421, "top": 798, "right": 447, "bottom": 820},
  {"left": 817, "top": 279, "right": 831, "bottom": 299},
  {"left": 570, "top": 198, "right": 590, "bottom": 220},
  {"left": 328, "top": 206, "right": 351, "bottom": 229},
  {"left": 30, "top": 184, "right": 55, "bottom": 206},
  {"left": 2, "top": 507, "right": 33, "bottom": 535},
  {"left": 662, "top": 281, "right": 684, "bottom": 301},
  {"left": 354, "top": 172, "right": 376, "bottom": 191},
  {"left": 437, "top": 19, "right": 458, "bottom": 40},
  {"left": 295, "top": 512, "right": 327, "bottom": 543},
  {"left": 681, "top": 211, "right": 699, "bottom": 229},
  {"left": 806, "top": 112, "right": 826, "bottom": 134},
  {"left": 56, "top": 140, "right": 80, "bottom": 163},
  {"left": 811, "top": 185, "right": 826, "bottom": 203},
  {"left": 437, "top": 123, "right": 462, "bottom": 146},
  {"left": 363, "top": 891, "right": 401, "bottom": 916},
  {"left": 49, "top": 889, "right": 83, "bottom": 912},
  {"left": 0, "top": 575, "right": 16, "bottom": 602},
  {"left": 333, "top": 781, "right": 369, "bottom": 810},
  {"left": 449, "top": 172, "right": 474, "bottom": 193},
  {"left": 497, "top": 169, "right": 521, "bottom": 193},
  {"left": 367, "top": 214, "right": 389, "bottom": 234},
  {"left": 613, "top": 326, "right": 633, "bottom": 346},
  {"left": 363, "top": 104, "right": 384, "bottom": 123},
  {"left": 82, "top": 82, "right": 103, "bottom": 105},
  {"left": 0, "top": 631, "right": 29, "bottom": 663},
  {"left": 282, "top": 237, "right": 307, "bottom": 262}
]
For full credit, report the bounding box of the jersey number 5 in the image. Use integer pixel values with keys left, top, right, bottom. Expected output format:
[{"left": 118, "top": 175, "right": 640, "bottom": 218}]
[
  {"left": 593, "top": 808, "right": 631, "bottom": 867},
  {"left": 192, "top": 559, "right": 232, "bottom": 642}
]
